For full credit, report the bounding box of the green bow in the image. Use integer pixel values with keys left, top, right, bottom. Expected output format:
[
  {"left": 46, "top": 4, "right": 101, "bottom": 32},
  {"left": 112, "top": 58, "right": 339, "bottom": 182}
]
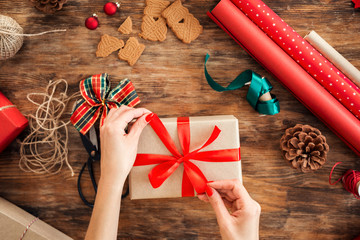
[{"left": 205, "top": 54, "right": 280, "bottom": 115}]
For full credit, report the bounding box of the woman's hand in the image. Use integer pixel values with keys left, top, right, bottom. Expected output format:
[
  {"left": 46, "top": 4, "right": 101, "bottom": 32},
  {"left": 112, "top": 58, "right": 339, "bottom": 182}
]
[
  {"left": 198, "top": 179, "right": 261, "bottom": 240},
  {"left": 85, "top": 106, "right": 152, "bottom": 240},
  {"left": 99, "top": 106, "right": 152, "bottom": 187}
]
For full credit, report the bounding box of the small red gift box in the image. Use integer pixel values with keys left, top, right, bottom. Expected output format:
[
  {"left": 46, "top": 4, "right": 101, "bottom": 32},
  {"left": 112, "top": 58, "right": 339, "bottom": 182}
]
[{"left": 0, "top": 92, "right": 28, "bottom": 153}]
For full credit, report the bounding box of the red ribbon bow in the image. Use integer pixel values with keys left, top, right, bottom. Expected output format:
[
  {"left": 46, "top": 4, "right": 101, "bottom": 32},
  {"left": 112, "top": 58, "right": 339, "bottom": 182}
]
[{"left": 134, "top": 114, "right": 240, "bottom": 196}]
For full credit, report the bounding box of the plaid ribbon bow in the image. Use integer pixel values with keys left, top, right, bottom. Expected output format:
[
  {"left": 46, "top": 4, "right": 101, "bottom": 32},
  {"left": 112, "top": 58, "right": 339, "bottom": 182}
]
[{"left": 70, "top": 73, "right": 140, "bottom": 134}]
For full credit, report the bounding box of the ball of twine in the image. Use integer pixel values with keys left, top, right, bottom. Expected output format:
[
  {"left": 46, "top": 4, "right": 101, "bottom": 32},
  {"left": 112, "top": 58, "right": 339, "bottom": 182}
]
[
  {"left": 0, "top": 14, "right": 66, "bottom": 60},
  {"left": 0, "top": 15, "right": 24, "bottom": 60}
]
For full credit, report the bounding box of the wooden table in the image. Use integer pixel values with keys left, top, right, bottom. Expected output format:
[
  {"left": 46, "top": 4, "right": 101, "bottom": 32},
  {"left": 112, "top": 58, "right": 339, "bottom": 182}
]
[{"left": 1, "top": 0, "right": 359, "bottom": 239}]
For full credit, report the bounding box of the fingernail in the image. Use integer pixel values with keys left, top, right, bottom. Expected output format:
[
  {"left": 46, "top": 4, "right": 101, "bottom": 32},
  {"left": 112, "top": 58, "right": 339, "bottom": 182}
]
[
  {"left": 207, "top": 181, "right": 214, "bottom": 185},
  {"left": 145, "top": 113, "right": 154, "bottom": 123},
  {"left": 205, "top": 186, "right": 213, "bottom": 197}
]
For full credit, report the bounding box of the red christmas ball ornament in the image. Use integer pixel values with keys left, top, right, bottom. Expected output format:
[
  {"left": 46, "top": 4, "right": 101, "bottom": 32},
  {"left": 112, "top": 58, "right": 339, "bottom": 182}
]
[
  {"left": 85, "top": 14, "right": 99, "bottom": 30},
  {"left": 104, "top": 2, "right": 120, "bottom": 16}
]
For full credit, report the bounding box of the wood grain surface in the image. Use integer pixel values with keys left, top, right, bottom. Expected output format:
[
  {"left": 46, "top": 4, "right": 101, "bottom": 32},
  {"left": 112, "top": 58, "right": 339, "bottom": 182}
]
[{"left": 1, "top": 0, "right": 360, "bottom": 239}]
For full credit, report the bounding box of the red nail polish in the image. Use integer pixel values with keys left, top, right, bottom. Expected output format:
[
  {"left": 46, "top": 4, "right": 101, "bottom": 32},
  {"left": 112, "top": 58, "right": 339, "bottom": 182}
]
[
  {"left": 145, "top": 113, "right": 154, "bottom": 123},
  {"left": 206, "top": 186, "right": 213, "bottom": 197}
]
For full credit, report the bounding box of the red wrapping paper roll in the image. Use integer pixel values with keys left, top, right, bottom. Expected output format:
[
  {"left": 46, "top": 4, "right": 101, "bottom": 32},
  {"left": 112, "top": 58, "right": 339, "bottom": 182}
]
[
  {"left": 208, "top": 0, "right": 360, "bottom": 155},
  {"left": 231, "top": 0, "right": 360, "bottom": 119}
]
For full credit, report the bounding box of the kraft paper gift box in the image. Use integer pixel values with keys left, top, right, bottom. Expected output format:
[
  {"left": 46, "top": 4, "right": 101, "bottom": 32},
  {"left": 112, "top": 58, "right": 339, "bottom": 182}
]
[
  {"left": 0, "top": 91, "right": 28, "bottom": 153},
  {"left": 0, "top": 197, "right": 72, "bottom": 240},
  {"left": 129, "top": 115, "right": 242, "bottom": 200}
]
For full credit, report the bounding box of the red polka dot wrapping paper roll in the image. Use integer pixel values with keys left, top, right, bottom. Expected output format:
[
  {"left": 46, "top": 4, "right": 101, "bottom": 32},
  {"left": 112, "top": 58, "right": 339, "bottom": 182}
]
[
  {"left": 207, "top": 0, "right": 360, "bottom": 155},
  {"left": 231, "top": 0, "right": 360, "bottom": 119}
]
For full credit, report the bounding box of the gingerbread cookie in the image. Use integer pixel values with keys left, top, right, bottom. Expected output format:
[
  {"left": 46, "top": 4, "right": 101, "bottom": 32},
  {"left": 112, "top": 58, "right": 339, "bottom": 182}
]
[
  {"left": 140, "top": 0, "right": 169, "bottom": 42},
  {"left": 139, "top": 15, "right": 168, "bottom": 42},
  {"left": 118, "top": 16, "right": 133, "bottom": 34},
  {"left": 162, "top": 0, "right": 203, "bottom": 44},
  {"left": 96, "top": 34, "right": 124, "bottom": 58},
  {"left": 118, "top": 37, "right": 146, "bottom": 66},
  {"left": 144, "top": 0, "right": 170, "bottom": 17}
]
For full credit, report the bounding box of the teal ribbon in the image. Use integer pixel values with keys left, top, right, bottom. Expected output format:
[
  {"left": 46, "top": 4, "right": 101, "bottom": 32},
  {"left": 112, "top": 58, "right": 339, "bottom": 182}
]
[{"left": 204, "top": 54, "right": 280, "bottom": 115}]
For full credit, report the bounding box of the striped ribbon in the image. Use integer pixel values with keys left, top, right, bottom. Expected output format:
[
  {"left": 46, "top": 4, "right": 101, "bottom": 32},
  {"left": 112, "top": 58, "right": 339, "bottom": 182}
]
[{"left": 70, "top": 73, "right": 141, "bottom": 134}]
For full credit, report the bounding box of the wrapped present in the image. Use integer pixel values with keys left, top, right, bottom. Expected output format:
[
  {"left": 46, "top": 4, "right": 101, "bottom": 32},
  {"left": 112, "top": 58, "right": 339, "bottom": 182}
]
[
  {"left": 0, "top": 197, "right": 72, "bottom": 240},
  {"left": 130, "top": 114, "right": 241, "bottom": 199},
  {"left": 0, "top": 92, "right": 28, "bottom": 153}
]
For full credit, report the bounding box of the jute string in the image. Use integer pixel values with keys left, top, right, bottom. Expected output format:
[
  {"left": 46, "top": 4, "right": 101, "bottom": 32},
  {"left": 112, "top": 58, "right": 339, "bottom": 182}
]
[
  {"left": 19, "top": 79, "right": 80, "bottom": 176},
  {"left": 0, "top": 14, "right": 66, "bottom": 60}
]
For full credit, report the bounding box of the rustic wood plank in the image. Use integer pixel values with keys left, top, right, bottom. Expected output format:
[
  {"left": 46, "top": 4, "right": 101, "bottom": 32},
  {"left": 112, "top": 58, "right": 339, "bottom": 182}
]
[{"left": 0, "top": 0, "right": 359, "bottom": 239}]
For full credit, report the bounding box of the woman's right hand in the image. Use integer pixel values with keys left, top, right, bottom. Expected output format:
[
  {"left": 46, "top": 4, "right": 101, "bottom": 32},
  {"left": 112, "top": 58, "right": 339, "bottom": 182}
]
[{"left": 198, "top": 179, "right": 261, "bottom": 240}]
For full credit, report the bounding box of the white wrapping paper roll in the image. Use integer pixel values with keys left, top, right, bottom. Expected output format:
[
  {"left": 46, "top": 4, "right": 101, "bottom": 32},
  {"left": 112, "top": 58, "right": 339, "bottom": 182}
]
[{"left": 304, "top": 30, "right": 360, "bottom": 88}]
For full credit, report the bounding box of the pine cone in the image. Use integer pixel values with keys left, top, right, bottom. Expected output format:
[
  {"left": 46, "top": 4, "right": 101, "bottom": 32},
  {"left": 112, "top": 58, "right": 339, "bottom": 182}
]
[
  {"left": 280, "top": 124, "right": 329, "bottom": 173},
  {"left": 29, "top": 0, "right": 67, "bottom": 14}
]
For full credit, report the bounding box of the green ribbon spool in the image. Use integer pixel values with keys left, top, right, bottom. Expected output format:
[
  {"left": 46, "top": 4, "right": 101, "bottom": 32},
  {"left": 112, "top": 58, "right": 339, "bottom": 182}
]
[{"left": 204, "top": 54, "right": 280, "bottom": 115}]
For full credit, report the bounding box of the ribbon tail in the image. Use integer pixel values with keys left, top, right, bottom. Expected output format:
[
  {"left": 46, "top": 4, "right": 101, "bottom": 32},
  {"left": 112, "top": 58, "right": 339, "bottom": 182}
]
[
  {"left": 182, "top": 170, "right": 195, "bottom": 197},
  {"left": 205, "top": 53, "right": 249, "bottom": 91},
  {"left": 183, "top": 161, "right": 208, "bottom": 194},
  {"left": 100, "top": 106, "right": 108, "bottom": 126},
  {"left": 188, "top": 126, "right": 221, "bottom": 156},
  {"left": 148, "top": 161, "right": 181, "bottom": 188}
]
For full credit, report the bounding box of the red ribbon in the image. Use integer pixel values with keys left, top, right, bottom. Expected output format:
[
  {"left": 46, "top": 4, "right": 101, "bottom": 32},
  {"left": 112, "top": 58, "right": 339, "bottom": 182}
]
[{"left": 134, "top": 114, "right": 240, "bottom": 197}]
